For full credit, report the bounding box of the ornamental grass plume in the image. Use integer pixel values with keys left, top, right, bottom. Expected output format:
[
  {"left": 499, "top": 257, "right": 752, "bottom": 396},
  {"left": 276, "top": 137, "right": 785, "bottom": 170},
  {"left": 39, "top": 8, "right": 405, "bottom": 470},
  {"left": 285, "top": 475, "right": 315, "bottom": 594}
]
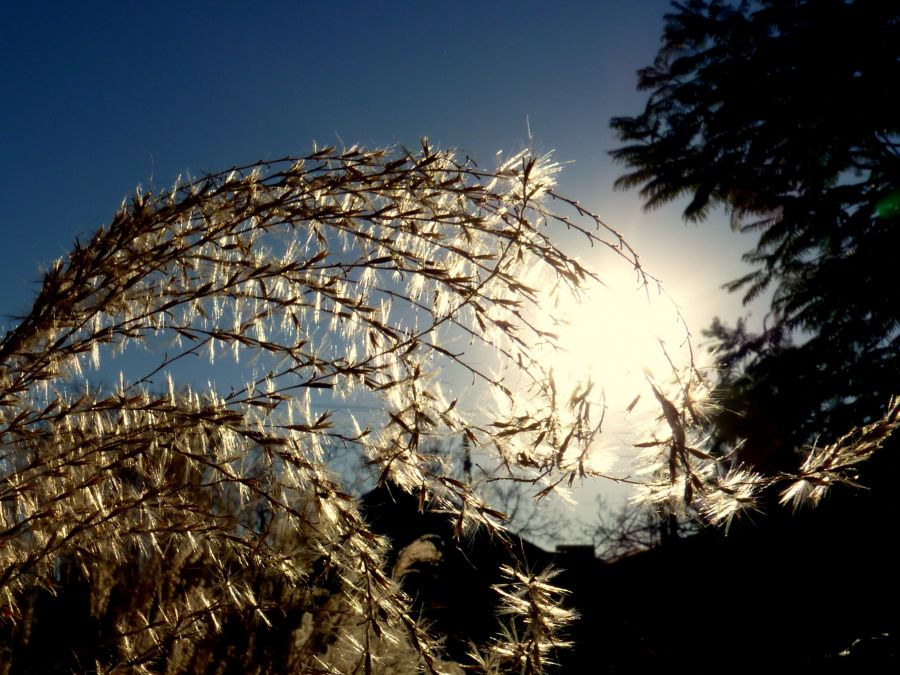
[
  {"left": 0, "top": 141, "right": 894, "bottom": 672},
  {"left": 0, "top": 142, "right": 633, "bottom": 672}
]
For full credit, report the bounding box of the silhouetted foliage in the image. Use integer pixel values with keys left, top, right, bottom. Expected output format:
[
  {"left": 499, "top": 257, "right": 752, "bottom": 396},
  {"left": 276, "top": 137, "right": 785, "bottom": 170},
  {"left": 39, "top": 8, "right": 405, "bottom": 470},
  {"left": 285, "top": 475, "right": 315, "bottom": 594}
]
[
  {"left": 612, "top": 0, "right": 900, "bottom": 491},
  {"left": 587, "top": 497, "right": 702, "bottom": 562},
  {"left": 610, "top": 3, "right": 900, "bottom": 664}
]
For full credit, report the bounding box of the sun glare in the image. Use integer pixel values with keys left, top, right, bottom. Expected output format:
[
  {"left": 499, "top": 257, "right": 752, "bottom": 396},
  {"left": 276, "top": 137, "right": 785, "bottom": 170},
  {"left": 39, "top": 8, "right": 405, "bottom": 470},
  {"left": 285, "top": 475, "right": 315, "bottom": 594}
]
[{"left": 540, "top": 268, "right": 694, "bottom": 420}]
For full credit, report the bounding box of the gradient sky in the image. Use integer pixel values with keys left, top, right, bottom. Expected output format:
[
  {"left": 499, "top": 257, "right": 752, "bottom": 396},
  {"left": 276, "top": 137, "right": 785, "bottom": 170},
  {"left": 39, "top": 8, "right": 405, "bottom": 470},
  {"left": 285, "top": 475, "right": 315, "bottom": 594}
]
[{"left": 1, "top": 1, "right": 762, "bottom": 534}]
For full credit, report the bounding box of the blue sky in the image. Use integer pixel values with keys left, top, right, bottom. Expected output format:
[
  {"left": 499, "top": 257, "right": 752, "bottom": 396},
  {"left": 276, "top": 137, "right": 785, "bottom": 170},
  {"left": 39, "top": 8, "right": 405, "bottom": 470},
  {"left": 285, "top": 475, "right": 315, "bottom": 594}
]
[
  {"left": 1, "top": 1, "right": 761, "bottom": 531},
  {"left": 1, "top": 1, "right": 758, "bottom": 324}
]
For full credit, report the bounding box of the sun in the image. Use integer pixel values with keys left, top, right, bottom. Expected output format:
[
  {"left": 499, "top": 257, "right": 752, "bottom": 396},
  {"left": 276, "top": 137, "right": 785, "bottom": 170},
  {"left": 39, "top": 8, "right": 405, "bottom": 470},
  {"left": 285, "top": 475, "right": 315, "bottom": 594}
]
[{"left": 539, "top": 267, "right": 693, "bottom": 417}]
